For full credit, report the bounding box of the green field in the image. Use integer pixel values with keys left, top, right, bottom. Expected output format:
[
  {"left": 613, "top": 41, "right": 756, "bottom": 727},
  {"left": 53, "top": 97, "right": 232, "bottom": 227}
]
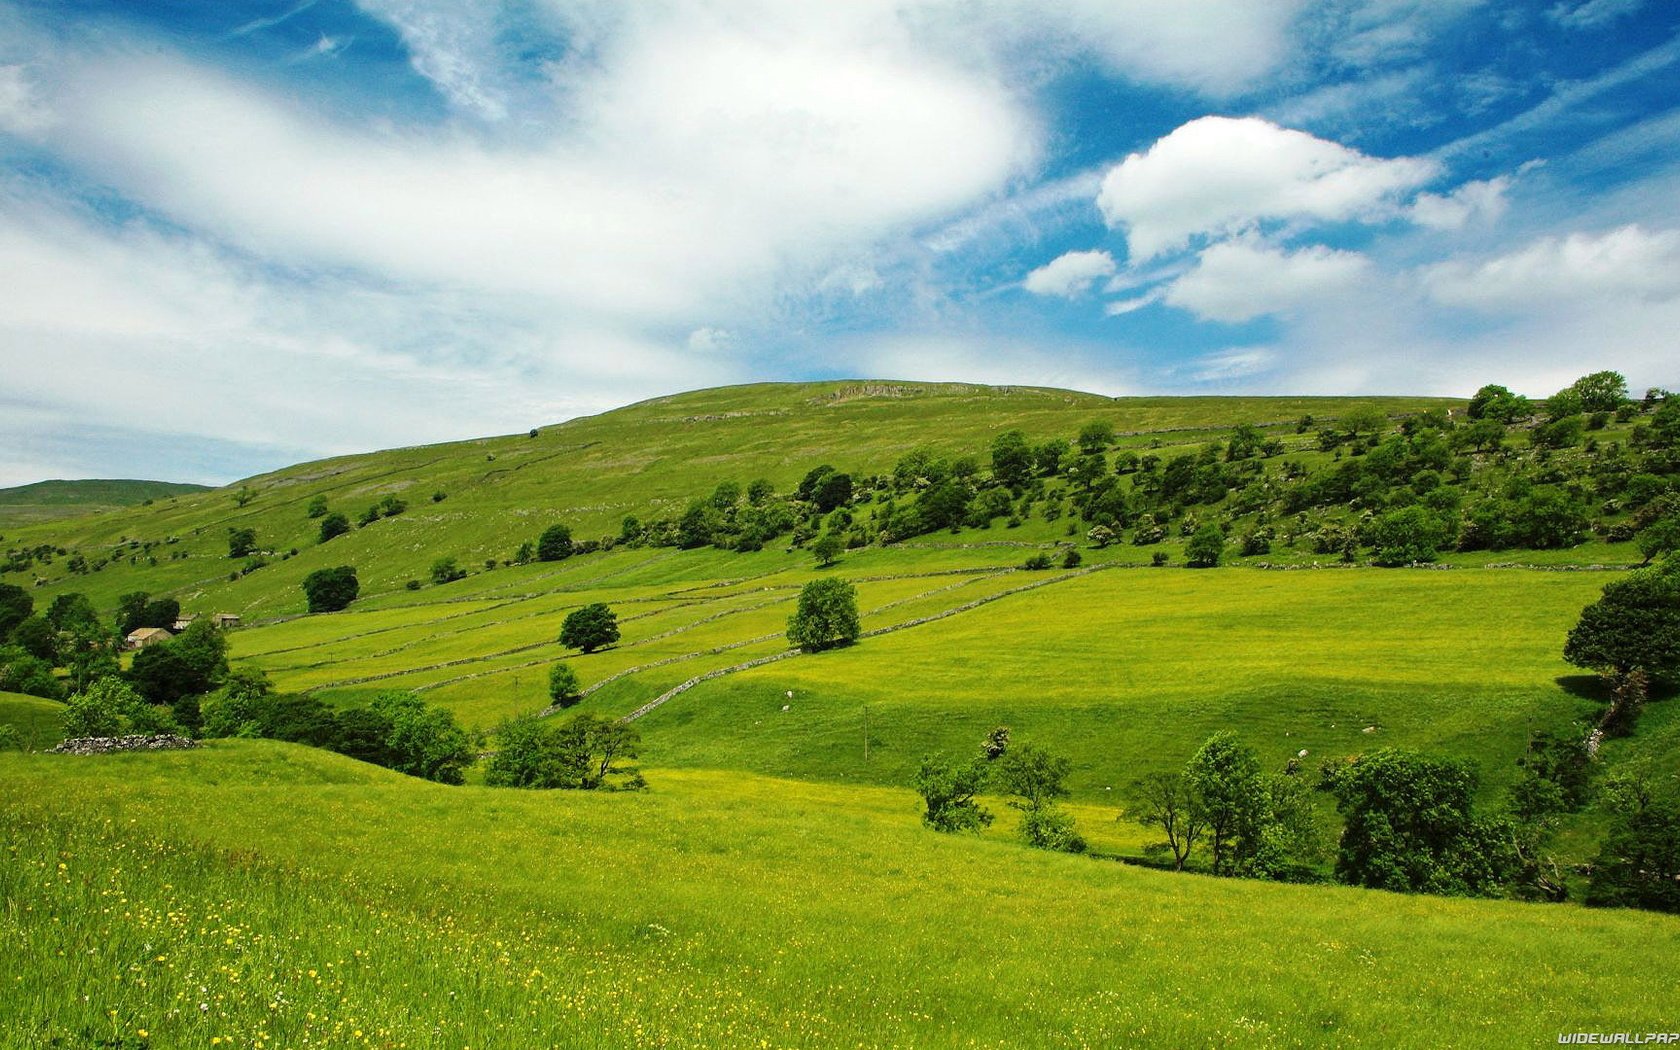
[
  {"left": 4, "top": 381, "right": 1677, "bottom": 1047},
  {"left": 4, "top": 743, "right": 1677, "bottom": 1050}
]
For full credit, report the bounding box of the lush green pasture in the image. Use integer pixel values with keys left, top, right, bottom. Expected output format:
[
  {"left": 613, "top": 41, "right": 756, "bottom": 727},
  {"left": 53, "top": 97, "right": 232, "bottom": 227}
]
[
  {"left": 0, "top": 690, "right": 65, "bottom": 750},
  {"left": 635, "top": 567, "right": 1614, "bottom": 797},
  {"left": 4, "top": 742, "right": 1676, "bottom": 1050}
]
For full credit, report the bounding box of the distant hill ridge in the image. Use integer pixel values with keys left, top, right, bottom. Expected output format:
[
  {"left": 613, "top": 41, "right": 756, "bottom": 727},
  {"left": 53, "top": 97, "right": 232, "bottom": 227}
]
[{"left": 0, "top": 479, "right": 211, "bottom": 527}]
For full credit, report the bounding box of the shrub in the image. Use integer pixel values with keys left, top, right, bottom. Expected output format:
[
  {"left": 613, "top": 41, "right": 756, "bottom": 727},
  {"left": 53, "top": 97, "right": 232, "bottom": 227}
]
[
  {"left": 317, "top": 513, "right": 350, "bottom": 543},
  {"left": 548, "top": 662, "right": 583, "bottom": 708}
]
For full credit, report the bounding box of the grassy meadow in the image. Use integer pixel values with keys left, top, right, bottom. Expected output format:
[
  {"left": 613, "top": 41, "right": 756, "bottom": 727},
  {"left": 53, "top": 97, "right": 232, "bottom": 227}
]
[
  {"left": 5, "top": 743, "right": 1678, "bottom": 1050},
  {"left": 4, "top": 381, "right": 1677, "bottom": 1047}
]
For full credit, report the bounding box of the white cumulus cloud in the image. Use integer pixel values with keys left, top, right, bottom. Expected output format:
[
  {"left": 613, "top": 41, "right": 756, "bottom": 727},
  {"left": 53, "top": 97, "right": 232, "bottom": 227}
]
[
  {"left": 1163, "top": 239, "right": 1373, "bottom": 323},
  {"left": 1097, "top": 116, "right": 1438, "bottom": 262},
  {"left": 1424, "top": 224, "right": 1680, "bottom": 309},
  {"left": 1411, "top": 176, "right": 1511, "bottom": 230},
  {"left": 1023, "top": 249, "right": 1117, "bottom": 298}
]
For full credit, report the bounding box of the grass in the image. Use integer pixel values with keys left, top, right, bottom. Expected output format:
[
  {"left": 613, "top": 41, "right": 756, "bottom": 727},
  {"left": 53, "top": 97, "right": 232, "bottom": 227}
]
[
  {"left": 0, "top": 690, "right": 66, "bottom": 751},
  {"left": 4, "top": 741, "right": 1678, "bottom": 1050},
  {"left": 3, "top": 382, "right": 1469, "bottom": 617},
  {"left": 0, "top": 479, "right": 210, "bottom": 527}
]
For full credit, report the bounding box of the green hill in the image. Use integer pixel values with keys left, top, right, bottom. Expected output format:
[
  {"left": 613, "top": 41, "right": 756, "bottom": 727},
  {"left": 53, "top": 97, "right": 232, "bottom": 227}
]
[
  {"left": 0, "top": 382, "right": 1468, "bottom": 614},
  {"left": 4, "top": 379, "right": 1679, "bottom": 1047},
  {"left": 0, "top": 478, "right": 210, "bottom": 527}
]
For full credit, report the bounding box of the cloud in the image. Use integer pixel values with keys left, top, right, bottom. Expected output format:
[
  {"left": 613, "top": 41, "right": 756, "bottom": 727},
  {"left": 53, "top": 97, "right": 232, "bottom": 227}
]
[
  {"left": 687, "top": 326, "right": 734, "bottom": 352},
  {"left": 1023, "top": 249, "right": 1116, "bottom": 298},
  {"left": 0, "top": 63, "right": 50, "bottom": 133},
  {"left": 1162, "top": 239, "right": 1373, "bottom": 323},
  {"left": 35, "top": 38, "right": 1032, "bottom": 328},
  {"left": 1097, "top": 116, "right": 1438, "bottom": 261},
  {"left": 1423, "top": 225, "right": 1680, "bottom": 309},
  {"left": 1548, "top": 0, "right": 1644, "bottom": 29},
  {"left": 1410, "top": 176, "right": 1511, "bottom": 230}
]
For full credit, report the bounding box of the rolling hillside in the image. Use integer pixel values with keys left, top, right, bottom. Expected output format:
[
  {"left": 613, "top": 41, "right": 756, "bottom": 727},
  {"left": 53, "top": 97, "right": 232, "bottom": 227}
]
[
  {"left": 4, "top": 380, "right": 1678, "bottom": 1047},
  {"left": 0, "top": 382, "right": 1468, "bottom": 615},
  {"left": 0, "top": 478, "right": 210, "bottom": 527}
]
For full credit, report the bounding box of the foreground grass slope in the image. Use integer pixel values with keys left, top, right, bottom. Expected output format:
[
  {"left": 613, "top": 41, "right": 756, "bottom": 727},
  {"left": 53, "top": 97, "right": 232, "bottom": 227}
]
[
  {"left": 4, "top": 742, "right": 1676, "bottom": 1050},
  {"left": 2, "top": 382, "right": 1459, "bottom": 614}
]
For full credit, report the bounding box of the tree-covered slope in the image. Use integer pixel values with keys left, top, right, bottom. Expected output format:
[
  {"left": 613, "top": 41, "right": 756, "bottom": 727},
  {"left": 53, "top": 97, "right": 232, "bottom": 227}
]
[{"left": 0, "top": 382, "right": 1464, "bottom": 616}]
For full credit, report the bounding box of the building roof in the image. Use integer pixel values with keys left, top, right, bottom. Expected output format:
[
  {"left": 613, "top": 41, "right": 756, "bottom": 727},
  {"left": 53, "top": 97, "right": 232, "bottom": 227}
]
[{"left": 126, "top": 627, "right": 173, "bottom": 641}]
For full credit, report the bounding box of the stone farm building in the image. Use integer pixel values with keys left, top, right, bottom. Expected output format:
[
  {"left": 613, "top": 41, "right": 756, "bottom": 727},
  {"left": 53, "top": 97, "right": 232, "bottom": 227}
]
[{"left": 124, "top": 627, "right": 173, "bottom": 650}]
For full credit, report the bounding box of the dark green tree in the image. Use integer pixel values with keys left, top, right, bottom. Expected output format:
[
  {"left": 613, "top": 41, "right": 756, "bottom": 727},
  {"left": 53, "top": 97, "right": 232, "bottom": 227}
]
[
  {"left": 547, "top": 662, "right": 583, "bottom": 708},
  {"left": 1467, "top": 384, "right": 1529, "bottom": 423},
  {"left": 990, "top": 430, "right": 1033, "bottom": 490},
  {"left": 1327, "top": 749, "right": 1516, "bottom": 896},
  {"left": 787, "top": 578, "right": 860, "bottom": 652},
  {"left": 915, "top": 754, "right": 993, "bottom": 832},
  {"left": 560, "top": 603, "right": 620, "bottom": 653},
  {"left": 536, "top": 523, "right": 575, "bottom": 561},
  {"left": 429, "top": 556, "right": 466, "bottom": 585},
  {"left": 1563, "top": 558, "right": 1680, "bottom": 684},
  {"left": 1077, "top": 420, "right": 1116, "bottom": 454},
  {"left": 996, "top": 742, "right": 1083, "bottom": 852},
  {"left": 1184, "top": 732, "right": 1267, "bottom": 875},
  {"left": 1184, "top": 524, "right": 1226, "bottom": 568},
  {"left": 306, "top": 494, "right": 329, "bottom": 518},
  {"left": 302, "top": 566, "right": 359, "bottom": 613},
  {"left": 0, "top": 583, "right": 32, "bottom": 641},
  {"left": 485, "top": 715, "right": 577, "bottom": 788},
  {"left": 811, "top": 533, "right": 844, "bottom": 568},
  {"left": 1586, "top": 776, "right": 1680, "bottom": 913},
  {"left": 1571, "top": 370, "right": 1628, "bottom": 413},
  {"left": 1365, "top": 505, "right": 1449, "bottom": 565},
  {"left": 371, "top": 690, "right": 474, "bottom": 785},
  {"left": 318, "top": 512, "right": 350, "bottom": 543},
  {"left": 227, "top": 527, "right": 258, "bottom": 558},
  {"left": 1132, "top": 769, "right": 1204, "bottom": 871}
]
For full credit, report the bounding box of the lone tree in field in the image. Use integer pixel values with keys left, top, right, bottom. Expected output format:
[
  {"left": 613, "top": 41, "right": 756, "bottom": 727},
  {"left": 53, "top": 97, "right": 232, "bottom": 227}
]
[
  {"left": 227, "top": 526, "right": 258, "bottom": 559},
  {"left": 302, "top": 566, "right": 359, "bottom": 613},
  {"left": 536, "top": 523, "right": 574, "bottom": 562},
  {"left": 811, "top": 533, "right": 844, "bottom": 568},
  {"left": 915, "top": 753, "right": 993, "bottom": 832},
  {"left": 560, "top": 603, "right": 619, "bottom": 653},
  {"left": 548, "top": 662, "right": 583, "bottom": 708},
  {"left": 787, "top": 577, "right": 860, "bottom": 652}
]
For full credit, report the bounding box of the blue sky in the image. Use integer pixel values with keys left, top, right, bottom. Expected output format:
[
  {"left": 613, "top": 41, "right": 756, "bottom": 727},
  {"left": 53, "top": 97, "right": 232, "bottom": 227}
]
[{"left": 2, "top": 0, "right": 1678, "bottom": 485}]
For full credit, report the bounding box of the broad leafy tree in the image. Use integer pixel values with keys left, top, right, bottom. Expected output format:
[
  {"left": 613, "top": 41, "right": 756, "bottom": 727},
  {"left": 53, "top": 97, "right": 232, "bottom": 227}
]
[
  {"left": 787, "top": 578, "right": 860, "bottom": 652},
  {"left": 318, "top": 512, "right": 351, "bottom": 543},
  {"left": 302, "top": 566, "right": 359, "bottom": 613},
  {"left": 1327, "top": 749, "right": 1515, "bottom": 896},
  {"left": 560, "top": 603, "right": 620, "bottom": 653},
  {"left": 1563, "top": 558, "right": 1680, "bottom": 684},
  {"left": 547, "top": 662, "right": 583, "bottom": 708},
  {"left": 537, "top": 523, "right": 575, "bottom": 561}
]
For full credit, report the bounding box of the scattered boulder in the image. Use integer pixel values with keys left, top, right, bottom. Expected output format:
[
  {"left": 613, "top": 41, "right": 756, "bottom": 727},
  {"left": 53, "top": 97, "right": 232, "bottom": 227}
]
[{"left": 52, "top": 734, "right": 198, "bottom": 755}]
